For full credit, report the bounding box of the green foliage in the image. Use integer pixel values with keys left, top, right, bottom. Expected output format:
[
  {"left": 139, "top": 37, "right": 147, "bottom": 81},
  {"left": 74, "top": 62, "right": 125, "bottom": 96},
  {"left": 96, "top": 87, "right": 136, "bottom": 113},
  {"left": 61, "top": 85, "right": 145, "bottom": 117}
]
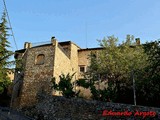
[
  {"left": 136, "top": 40, "right": 160, "bottom": 107},
  {"left": 95, "top": 35, "right": 147, "bottom": 79},
  {"left": 51, "top": 73, "right": 80, "bottom": 98},
  {"left": 76, "top": 78, "right": 99, "bottom": 100},
  {"left": 76, "top": 79, "right": 90, "bottom": 88},
  {"left": 85, "top": 35, "right": 159, "bottom": 106},
  {"left": 0, "top": 11, "right": 14, "bottom": 94},
  {"left": 86, "top": 35, "right": 148, "bottom": 103},
  {"left": 143, "top": 40, "right": 160, "bottom": 76},
  {"left": 77, "top": 78, "right": 116, "bottom": 102}
]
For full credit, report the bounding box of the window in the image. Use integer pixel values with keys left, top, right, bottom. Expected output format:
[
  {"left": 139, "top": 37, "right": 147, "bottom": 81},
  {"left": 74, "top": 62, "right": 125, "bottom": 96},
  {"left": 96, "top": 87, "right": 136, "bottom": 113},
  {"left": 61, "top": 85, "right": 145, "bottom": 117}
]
[
  {"left": 79, "top": 66, "right": 85, "bottom": 73},
  {"left": 35, "top": 54, "right": 45, "bottom": 65}
]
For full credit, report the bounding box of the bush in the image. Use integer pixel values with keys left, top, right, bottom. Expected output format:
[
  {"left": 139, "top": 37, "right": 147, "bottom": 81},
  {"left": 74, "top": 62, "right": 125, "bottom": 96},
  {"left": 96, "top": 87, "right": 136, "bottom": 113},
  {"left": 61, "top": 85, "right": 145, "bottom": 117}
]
[{"left": 51, "top": 73, "right": 80, "bottom": 98}]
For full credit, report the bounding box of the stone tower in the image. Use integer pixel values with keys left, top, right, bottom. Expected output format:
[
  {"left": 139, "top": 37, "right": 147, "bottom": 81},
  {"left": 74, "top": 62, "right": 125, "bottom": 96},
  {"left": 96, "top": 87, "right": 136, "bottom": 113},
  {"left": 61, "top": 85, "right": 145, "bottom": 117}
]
[{"left": 11, "top": 37, "right": 80, "bottom": 108}]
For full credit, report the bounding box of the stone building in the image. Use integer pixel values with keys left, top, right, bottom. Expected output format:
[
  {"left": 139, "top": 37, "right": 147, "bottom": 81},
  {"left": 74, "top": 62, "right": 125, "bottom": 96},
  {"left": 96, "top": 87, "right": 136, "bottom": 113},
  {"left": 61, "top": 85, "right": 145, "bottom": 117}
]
[{"left": 11, "top": 37, "right": 102, "bottom": 108}]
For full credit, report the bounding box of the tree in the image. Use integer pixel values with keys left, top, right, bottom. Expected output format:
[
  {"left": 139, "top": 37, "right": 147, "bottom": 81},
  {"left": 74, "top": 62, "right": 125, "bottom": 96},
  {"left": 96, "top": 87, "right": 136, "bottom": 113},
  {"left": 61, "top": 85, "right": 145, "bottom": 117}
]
[
  {"left": 143, "top": 40, "right": 160, "bottom": 76},
  {"left": 0, "top": 11, "right": 13, "bottom": 94},
  {"left": 136, "top": 40, "right": 160, "bottom": 107},
  {"left": 51, "top": 73, "right": 80, "bottom": 98},
  {"left": 86, "top": 35, "right": 148, "bottom": 103}
]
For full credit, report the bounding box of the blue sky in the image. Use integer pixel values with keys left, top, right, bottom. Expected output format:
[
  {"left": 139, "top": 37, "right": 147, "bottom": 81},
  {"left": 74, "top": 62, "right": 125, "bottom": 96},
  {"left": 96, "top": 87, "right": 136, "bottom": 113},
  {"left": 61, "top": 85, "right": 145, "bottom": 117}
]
[{"left": 1, "top": 0, "right": 160, "bottom": 51}]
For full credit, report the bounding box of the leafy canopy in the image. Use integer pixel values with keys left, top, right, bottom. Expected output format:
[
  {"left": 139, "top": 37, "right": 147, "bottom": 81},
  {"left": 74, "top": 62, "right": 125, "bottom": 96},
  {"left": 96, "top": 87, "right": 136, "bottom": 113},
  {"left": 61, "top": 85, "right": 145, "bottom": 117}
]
[
  {"left": 89, "top": 35, "right": 148, "bottom": 82},
  {"left": 83, "top": 35, "right": 148, "bottom": 102}
]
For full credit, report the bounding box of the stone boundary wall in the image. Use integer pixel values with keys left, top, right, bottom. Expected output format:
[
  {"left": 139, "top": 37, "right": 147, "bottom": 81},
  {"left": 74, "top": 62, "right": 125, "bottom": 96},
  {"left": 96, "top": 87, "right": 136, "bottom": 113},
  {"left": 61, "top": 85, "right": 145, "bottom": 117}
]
[{"left": 21, "top": 93, "right": 160, "bottom": 120}]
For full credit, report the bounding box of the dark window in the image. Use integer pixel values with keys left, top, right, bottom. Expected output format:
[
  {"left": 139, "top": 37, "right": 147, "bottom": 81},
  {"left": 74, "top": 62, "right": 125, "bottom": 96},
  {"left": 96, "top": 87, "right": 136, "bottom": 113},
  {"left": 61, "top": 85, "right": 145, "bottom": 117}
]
[
  {"left": 35, "top": 54, "right": 45, "bottom": 65},
  {"left": 80, "top": 66, "right": 85, "bottom": 72}
]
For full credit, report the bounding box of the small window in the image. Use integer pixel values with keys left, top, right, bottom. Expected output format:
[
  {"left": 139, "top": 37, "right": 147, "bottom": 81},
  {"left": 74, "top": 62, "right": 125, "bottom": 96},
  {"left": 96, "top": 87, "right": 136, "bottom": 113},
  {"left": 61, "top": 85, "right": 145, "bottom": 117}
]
[
  {"left": 79, "top": 66, "right": 85, "bottom": 73},
  {"left": 35, "top": 54, "right": 45, "bottom": 65}
]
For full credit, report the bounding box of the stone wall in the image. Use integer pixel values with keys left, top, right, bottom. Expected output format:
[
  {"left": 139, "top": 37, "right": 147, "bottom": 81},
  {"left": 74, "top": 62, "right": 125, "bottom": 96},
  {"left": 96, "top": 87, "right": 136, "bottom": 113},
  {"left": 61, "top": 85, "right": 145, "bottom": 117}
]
[
  {"left": 70, "top": 43, "right": 79, "bottom": 81},
  {"left": 78, "top": 49, "right": 101, "bottom": 78},
  {"left": 17, "top": 45, "right": 55, "bottom": 108},
  {"left": 53, "top": 43, "right": 72, "bottom": 82},
  {"left": 22, "top": 93, "right": 160, "bottom": 120},
  {"left": 53, "top": 42, "right": 79, "bottom": 82},
  {"left": 78, "top": 50, "right": 91, "bottom": 67}
]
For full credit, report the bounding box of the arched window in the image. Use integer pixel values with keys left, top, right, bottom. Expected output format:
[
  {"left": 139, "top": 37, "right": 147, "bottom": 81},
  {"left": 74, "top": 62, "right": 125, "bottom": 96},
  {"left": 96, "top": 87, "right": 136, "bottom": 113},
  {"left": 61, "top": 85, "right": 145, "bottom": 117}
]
[{"left": 35, "top": 54, "right": 45, "bottom": 65}]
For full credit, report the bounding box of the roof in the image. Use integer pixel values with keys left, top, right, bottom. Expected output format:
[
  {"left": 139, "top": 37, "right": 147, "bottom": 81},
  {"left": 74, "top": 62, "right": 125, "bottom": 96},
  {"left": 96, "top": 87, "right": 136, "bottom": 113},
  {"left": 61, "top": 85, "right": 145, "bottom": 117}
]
[
  {"left": 59, "top": 41, "right": 71, "bottom": 46},
  {"left": 78, "top": 47, "right": 104, "bottom": 51},
  {"left": 15, "top": 49, "right": 26, "bottom": 53},
  {"left": 59, "top": 41, "right": 80, "bottom": 49}
]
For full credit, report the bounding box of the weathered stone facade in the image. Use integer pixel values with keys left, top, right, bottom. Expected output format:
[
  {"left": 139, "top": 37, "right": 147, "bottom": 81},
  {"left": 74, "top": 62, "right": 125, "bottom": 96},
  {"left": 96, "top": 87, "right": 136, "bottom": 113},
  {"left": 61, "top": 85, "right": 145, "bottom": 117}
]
[
  {"left": 11, "top": 43, "right": 55, "bottom": 108},
  {"left": 19, "top": 45, "right": 54, "bottom": 107},
  {"left": 12, "top": 37, "right": 102, "bottom": 108}
]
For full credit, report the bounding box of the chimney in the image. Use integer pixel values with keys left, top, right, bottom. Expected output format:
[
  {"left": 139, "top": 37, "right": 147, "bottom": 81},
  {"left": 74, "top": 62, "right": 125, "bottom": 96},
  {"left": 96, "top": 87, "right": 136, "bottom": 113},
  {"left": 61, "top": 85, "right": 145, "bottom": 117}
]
[
  {"left": 135, "top": 38, "right": 140, "bottom": 45},
  {"left": 51, "top": 36, "right": 55, "bottom": 40},
  {"left": 24, "top": 42, "right": 32, "bottom": 49},
  {"left": 51, "top": 36, "right": 58, "bottom": 46}
]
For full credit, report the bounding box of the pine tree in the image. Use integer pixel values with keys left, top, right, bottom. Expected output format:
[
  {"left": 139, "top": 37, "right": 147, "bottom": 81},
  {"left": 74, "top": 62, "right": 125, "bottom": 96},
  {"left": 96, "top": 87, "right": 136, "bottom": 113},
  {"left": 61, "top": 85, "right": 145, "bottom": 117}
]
[{"left": 0, "top": 11, "right": 13, "bottom": 94}]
